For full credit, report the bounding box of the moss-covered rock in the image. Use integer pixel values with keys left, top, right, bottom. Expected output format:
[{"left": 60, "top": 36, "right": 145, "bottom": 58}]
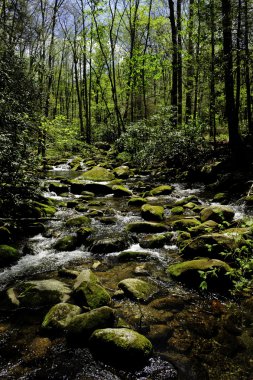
[
  {"left": 174, "top": 195, "right": 201, "bottom": 206},
  {"left": 171, "top": 206, "right": 184, "bottom": 215},
  {"left": 78, "top": 166, "right": 115, "bottom": 182},
  {"left": 183, "top": 202, "right": 198, "bottom": 209},
  {"left": 41, "top": 303, "right": 82, "bottom": 332},
  {"left": 76, "top": 227, "right": 93, "bottom": 244},
  {"left": 118, "top": 278, "right": 158, "bottom": 302},
  {"left": 126, "top": 222, "right": 168, "bottom": 233},
  {"left": 49, "top": 183, "right": 69, "bottom": 195},
  {"left": 18, "top": 279, "right": 71, "bottom": 307},
  {"left": 128, "top": 197, "right": 147, "bottom": 207},
  {"left": 139, "top": 234, "right": 169, "bottom": 249},
  {"left": 89, "top": 328, "right": 152, "bottom": 366},
  {"left": 67, "top": 306, "right": 115, "bottom": 340},
  {"left": 200, "top": 205, "right": 234, "bottom": 224},
  {"left": 189, "top": 220, "right": 219, "bottom": 236},
  {"left": 90, "top": 236, "right": 130, "bottom": 254},
  {"left": 171, "top": 218, "right": 201, "bottom": 231},
  {"left": 150, "top": 185, "right": 173, "bottom": 196},
  {"left": 112, "top": 185, "right": 132, "bottom": 197},
  {"left": 213, "top": 193, "right": 228, "bottom": 204},
  {"left": 117, "top": 251, "right": 151, "bottom": 262},
  {"left": 81, "top": 183, "right": 113, "bottom": 196},
  {"left": 73, "top": 269, "right": 111, "bottom": 309},
  {"left": 75, "top": 203, "right": 88, "bottom": 212},
  {"left": 168, "top": 258, "right": 233, "bottom": 290},
  {"left": 141, "top": 204, "right": 164, "bottom": 222},
  {"left": 32, "top": 201, "right": 57, "bottom": 217},
  {"left": 66, "top": 216, "right": 91, "bottom": 228},
  {"left": 0, "top": 245, "right": 19, "bottom": 267},
  {"left": 113, "top": 166, "right": 131, "bottom": 179},
  {"left": 53, "top": 235, "right": 78, "bottom": 251}
]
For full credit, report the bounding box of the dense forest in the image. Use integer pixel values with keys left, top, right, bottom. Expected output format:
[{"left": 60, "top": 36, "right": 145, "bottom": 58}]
[{"left": 2, "top": 1, "right": 253, "bottom": 379}]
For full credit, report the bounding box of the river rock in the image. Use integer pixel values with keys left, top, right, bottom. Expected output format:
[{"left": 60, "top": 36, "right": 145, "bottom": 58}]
[
  {"left": 67, "top": 306, "right": 115, "bottom": 340},
  {"left": 49, "top": 182, "right": 69, "bottom": 195},
  {"left": 117, "top": 251, "right": 151, "bottom": 262},
  {"left": 150, "top": 185, "right": 173, "bottom": 196},
  {"left": 171, "top": 218, "right": 201, "bottom": 231},
  {"left": 118, "top": 278, "right": 158, "bottom": 302},
  {"left": 76, "top": 227, "right": 93, "bottom": 244},
  {"left": 113, "top": 166, "right": 130, "bottom": 179},
  {"left": 82, "top": 183, "right": 113, "bottom": 195},
  {"left": 141, "top": 204, "right": 164, "bottom": 222},
  {"left": 112, "top": 185, "right": 132, "bottom": 197},
  {"left": 189, "top": 220, "right": 219, "bottom": 236},
  {"left": 181, "top": 232, "right": 245, "bottom": 260},
  {"left": 32, "top": 201, "right": 57, "bottom": 217},
  {"left": 171, "top": 206, "right": 184, "bottom": 215},
  {"left": 126, "top": 221, "right": 168, "bottom": 233},
  {"left": 168, "top": 258, "right": 233, "bottom": 290},
  {"left": 89, "top": 328, "right": 152, "bottom": 366},
  {"left": 53, "top": 235, "right": 78, "bottom": 251},
  {"left": 175, "top": 195, "right": 201, "bottom": 206},
  {"left": 66, "top": 216, "right": 91, "bottom": 228},
  {"left": 42, "top": 303, "right": 82, "bottom": 332},
  {"left": 18, "top": 279, "right": 71, "bottom": 307},
  {"left": 128, "top": 197, "right": 147, "bottom": 207},
  {"left": 200, "top": 205, "right": 234, "bottom": 224},
  {"left": 0, "top": 245, "right": 19, "bottom": 267},
  {"left": 139, "top": 234, "right": 168, "bottom": 249},
  {"left": 90, "top": 236, "right": 130, "bottom": 254},
  {"left": 73, "top": 269, "right": 111, "bottom": 309},
  {"left": 70, "top": 181, "right": 87, "bottom": 195},
  {"left": 78, "top": 166, "right": 115, "bottom": 181}
]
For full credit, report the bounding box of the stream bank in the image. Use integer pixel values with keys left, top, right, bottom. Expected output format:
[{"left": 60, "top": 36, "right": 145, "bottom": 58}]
[{"left": 0, "top": 149, "right": 253, "bottom": 380}]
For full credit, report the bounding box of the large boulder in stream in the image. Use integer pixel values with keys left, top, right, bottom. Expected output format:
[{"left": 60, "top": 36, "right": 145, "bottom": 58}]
[
  {"left": 141, "top": 204, "right": 164, "bottom": 222},
  {"left": 112, "top": 185, "right": 132, "bottom": 197},
  {"left": 89, "top": 328, "right": 153, "bottom": 366},
  {"left": 49, "top": 182, "right": 69, "bottom": 195},
  {"left": 113, "top": 166, "right": 131, "bottom": 179},
  {"left": 149, "top": 185, "right": 173, "bottom": 196},
  {"left": 118, "top": 278, "right": 158, "bottom": 302},
  {"left": 17, "top": 279, "right": 71, "bottom": 307},
  {"left": 73, "top": 269, "right": 111, "bottom": 309},
  {"left": 200, "top": 205, "right": 235, "bottom": 224},
  {"left": 78, "top": 166, "right": 115, "bottom": 181},
  {"left": 0, "top": 245, "right": 19, "bottom": 267},
  {"left": 67, "top": 306, "right": 115, "bottom": 340},
  {"left": 126, "top": 221, "right": 168, "bottom": 234},
  {"left": 90, "top": 236, "right": 130, "bottom": 254},
  {"left": 53, "top": 235, "right": 78, "bottom": 251},
  {"left": 171, "top": 218, "right": 201, "bottom": 231},
  {"left": 139, "top": 233, "right": 172, "bottom": 249},
  {"left": 42, "top": 303, "right": 82, "bottom": 332},
  {"left": 66, "top": 216, "right": 91, "bottom": 228},
  {"left": 82, "top": 183, "right": 113, "bottom": 196}
]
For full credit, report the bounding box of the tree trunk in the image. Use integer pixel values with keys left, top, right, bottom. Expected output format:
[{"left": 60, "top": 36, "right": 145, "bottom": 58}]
[{"left": 168, "top": 0, "right": 178, "bottom": 123}]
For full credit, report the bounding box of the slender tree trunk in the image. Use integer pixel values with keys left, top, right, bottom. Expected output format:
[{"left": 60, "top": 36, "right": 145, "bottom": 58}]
[
  {"left": 235, "top": 0, "right": 242, "bottom": 118},
  {"left": 168, "top": 0, "right": 178, "bottom": 123},
  {"left": 177, "top": 0, "right": 182, "bottom": 126},
  {"left": 244, "top": 0, "right": 252, "bottom": 133},
  {"left": 185, "top": 0, "right": 194, "bottom": 122},
  {"left": 209, "top": 0, "right": 216, "bottom": 143},
  {"left": 193, "top": 0, "right": 200, "bottom": 120}
]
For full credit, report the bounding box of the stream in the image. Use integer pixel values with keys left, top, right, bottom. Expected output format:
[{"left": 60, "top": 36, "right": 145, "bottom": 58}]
[{"left": 0, "top": 159, "right": 252, "bottom": 380}]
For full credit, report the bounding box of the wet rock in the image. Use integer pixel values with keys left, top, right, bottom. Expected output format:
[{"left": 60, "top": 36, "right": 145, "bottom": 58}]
[
  {"left": 117, "top": 250, "right": 151, "bottom": 262},
  {"left": 73, "top": 269, "right": 111, "bottom": 309},
  {"left": 112, "top": 185, "right": 132, "bottom": 197},
  {"left": 53, "top": 235, "right": 78, "bottom": 251},
  {"left": 23, "top": 337, "right": 52, "bottom": 363},
  {"left": 149, "top": 296, "right": 186, "bottom": 312},
  {"left": 89, "top": 328, "right": 152, "bottom": 366},
  {"left": 31, "top": 201, "right": 57, "bottom": 217},
  {"left": 49, "top": 182, "right": 69, "bottom": 195},
  {"left": 189, "top": 220, "right": 219, "bottom": 236},
  {"left": 0, "top": 226, "right": 11, "bottom": 243},
  {"left": 78, "top": 166, "right": 115, "bottom": 181},
  {"left": 67, "top": 306, "right": 115, "bottom": 340},
  {"left": 113, "top": 166, "right": 131, "bottom": 179},
  {"left": 90, "top": 236, "right": 130, "bottom": 254},
  {"left": 75, "top": 203, "right": 88, "bottom": 212},
  {"left": 212, "top": 192, "right": 229, "bottom": 203},
  {"left": 171, "top": 218, "right": 201, "bottom": 231},
  {"left": 18, "top": 279, "right": 71, "bottom": 307},
  {"left": 141, "top": 204, "right": 165, "bottom": 222},
  {"left": 66, "top": 216, "right": 91, "bottom": 228},
  {"left": 76, "top": 227, "right": 93, "bottom": 244},
  {"left": 82, "top": 183, "right": 113, "bottom": 196},
  {"left": 127, "top": 221, "right": 168, "bottom": 233},
  {"left": 41, "top": 303, "right": 82, "bottom": 332},
  {"left": 99, "top": 216, "right": 117, "bottom": 225},
  {"left": 171, "top": 206, "right": 184, "bottom": 215},
  {"left": 134, "top": 264, "right": 151, "bottom": 276},
  {"left": 139, "top": 234, "right": 168, "bottom": 249},
  {"left": 70, "top": 181, "right": 87, "bottom": 194},
  {"left": 23, "top": 222, "right": 46, "bottom": 236},
  {"left": 58, "top": 268, "right": 80, "bottom": 278},
  {"left": 0, "top": 245, "right": 19, "bottom": 267},
  {"left": 148, "top": 324, "right": 173, "bottom": 344},
  {"left": 200, "top": 205, "right": 234, "bottom": 224},
  {"left": 150, "top": 185, "right": 173, "bottom": 196},
  {"left": 167, "top": 329, "right": 193, "bottom": 353},
  {"left": 168, "top": 258, "right": 233, "bottom": 290},
  {"left": 118, "top": 278, "right": 158, "bottom": 302},
  {"left": 128, "top": 197, "right": 147, "bottom": 207},
  {"left": 66, "top": 200, "right": 79, "bottom": 208},
  {"left": 174, "top": 195, "right": 201, "bottom": 206},
  {"left": 185, "top": 312, "right": 218, "bottom": 338}
]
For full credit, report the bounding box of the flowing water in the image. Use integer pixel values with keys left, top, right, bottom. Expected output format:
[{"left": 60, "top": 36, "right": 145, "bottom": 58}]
[{"left": 0, "top": 161, "right": 252, "bottom": 379}]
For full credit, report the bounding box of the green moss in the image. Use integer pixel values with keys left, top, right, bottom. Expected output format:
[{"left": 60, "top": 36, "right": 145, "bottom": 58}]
[
  {"left": 141, "top": 204, "right": 164, "bottom": 221},
  {"left": 53, "top": 235, "right": 77, "bottom": 251},
  {"left": 200, "top": 206, "right": 234, "bottom": 224},
  {"left": 150, "top": 185, "right": 173, "bottom": 196},
  {"left": 171, "top": 218, "right": 201, "bottom": 231},
  {"left": 118, "top": 278, "right": 158, "bottom": 302},
  {"left": 42, "top": 303, "right": 82, "bottom": 331},
  {"left": 168, "top": 258, "right": 232, "bottom": 277},
  {"left": 126, "top": 222, "right": 168, "bottom": 233},
  {"left": 128, "top": 197, "right": 147, "bottom": 207},
  {"left": 112, "top": 185, "right": 132, "bottom": 197},
  {"left": 171, "top": 206, "right": 184, "bottom": 215},
  {"left": 139, "top": 234, "right": 167, "bottom": 249},
  {"left": 78, "top": 166, "right": 115, "bottom": 181},
  {"left": 0, "top": 245, "right": 19, "bottom": 267},
  {"left": 33, "top": 201, "right": 57, "bottom": 216},
  {"left": 66, "top": 216, "right": 91, "bottom": 228}
]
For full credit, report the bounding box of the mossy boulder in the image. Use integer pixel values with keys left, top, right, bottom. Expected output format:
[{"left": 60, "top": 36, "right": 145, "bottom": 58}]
[
  {"left": 66, "top": 216, "right": 91, "bottom": 228},
  {"left": 150, "top": 185, "right": 173, "bottom": 196},
  {"left": 171, "top": 206, "right": 184, "bottom": 215},
  {"left": 139, "top": 234, "right": 169, "bottom": 249},
  {"left": 89, "top": 328, "right": 152, "bottom": 366},
  {"left": 49, "top": 182, "right": 69, "bottom": 195},
  {"left": 175, "top": 195, "right": 201, "bottom": 206},
  {"left": 171, "top": 218, "right": 201, "bottom": 231},
  {"left": 90, "top": 236, "right": 130, "bottom": 254},
  {"left": 200, "top": 205, "right": 234, "bottom": 224},
  {"left": 32, "top": 201, "right": 57, "bottom": 217},
  {"left": 42, "top": 303, "right": 82, "bottom": 332},
  {"left": 113, "top": 166, "right": 130, "bottom": 179},
  {"left": 82, "top": 183, "right": 113, "bottom": 196},
  {"left": 118, "top": 278, "right": 158, "bottom": 302},
  {"left": 141, "top": 204, "right": 164, "bottom": 222},
  {"left": 117, "top": 251, "right": 151, "bottom": 262},
  {"left": 76, "top": 227, "right": 93, "bottom": 244},
  {"left": 78, "top": 166, "right": 115, "bottom": 182},
  {"left": 126, "top": 222, "right": 168, "bottom": 234},
  {"left": 180, "top": 232, "right": 245, "bottom": 260},
  {"left": 67, "top": 306, "right": 114, "bottom": 340},
  {"left": 53, "top": 235, "right": 78, "bottom": 251},
  {"left": 189, "top": 220, "right": 219, "bottom": 236},
  {"left": 112, "top": 185, "right": 132, "bottom": 197},
  {"left": 168, "top": 258, "right": 233, "bottom": 290},
  {"left": 0, "top": 245, "right": 19, "bottom": 267},
  {"left": 70, "top": 181, "right": 87, "bottom": 195},
  {"left": 73, "top": 269, "right": 111, "bottom": 309},
  {"left": 18, "top": 279, "right": 71, "bottom": 307},
  {"left": 213, "top": 193, "right": 229, "bottom": 204},
  {"left": 128, "top": 197, "right": 147, "bottom": 207}
]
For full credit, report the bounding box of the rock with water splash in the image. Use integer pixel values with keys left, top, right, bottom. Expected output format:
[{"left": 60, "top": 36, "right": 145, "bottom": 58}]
[
  {"left": 118, "top": 278, "right": 158, "bottom": 302},
  {"left": 200, "top": 205, "right": 234, "bottom": 224},
  {"left": 117, "top": 250, "right": 151, "bottom": 262},
  {"left": 42, "top": 302, "right": 82, "bottom": 332},
  {"left": 126, "top": 221, "right": 168, "bottom": 234},
  {"left": 0, "top": 245, "right": 19, "bottom": 267},
  {"left": 53, "top": 235, "right": 78, "bottom": 251},
  {"left": 49, "top": 182, "right": 69, "bottom": 195},
  {"left": 67, "top": 306, "right": 115, "bottom": 340},
  {"left": 141, "top": 204, "right": 165, "bottom": 222},
  {"left": 139, "top": 233, "right": 172, "bottom": 249},
  {"left": 89, "top": 328, "right": 153, "bottom": 366},
  {"left": 73, "top": 269, "right": 111, "bottom": 309},
  {"left": 17, "top": 279, "right": 71, "bottom": 307},
  {"left": 90, "top": 236, "right": 130, "bottom": 254}
]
